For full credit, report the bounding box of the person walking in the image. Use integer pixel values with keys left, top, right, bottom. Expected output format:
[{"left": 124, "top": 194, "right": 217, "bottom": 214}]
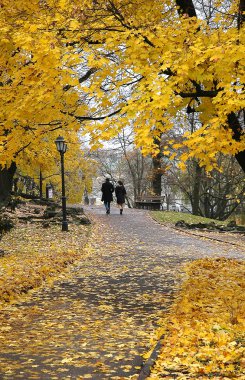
[
  {"left": 115, "top": 180, "right": 127, "bottom": 215},
  {"left": 101, "top": 178, "right": 114, "bottom": 214}
]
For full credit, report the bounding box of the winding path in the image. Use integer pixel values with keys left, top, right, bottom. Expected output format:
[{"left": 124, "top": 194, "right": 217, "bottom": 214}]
[{"left": 0, "top": 206, "right": 243, "bottom": 379}]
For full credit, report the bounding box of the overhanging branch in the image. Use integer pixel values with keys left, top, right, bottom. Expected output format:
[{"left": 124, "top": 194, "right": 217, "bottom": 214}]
[
  {"left": 72, "top": 108, "right": 122, "bottom": 121},
  {"left": 175, "top": 0, "right": 197, "bottom": 17},
  {"left": 178, "top": 90, "right": 219, "bottom": 98},
  {"left": 63, "top": 68, "right": 97, "bottom": 91}
]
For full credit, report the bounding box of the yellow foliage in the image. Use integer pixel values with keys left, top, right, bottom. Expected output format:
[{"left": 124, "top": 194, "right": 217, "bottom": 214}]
[
  {"left": 0, "top": 0, "right": 244, "bottom": 174},
  {"left": 0, "top": 224, "right": 90, "bottom": 305},
  {"left": 149, "top": 258, "right": 245, "bottom": 378}
]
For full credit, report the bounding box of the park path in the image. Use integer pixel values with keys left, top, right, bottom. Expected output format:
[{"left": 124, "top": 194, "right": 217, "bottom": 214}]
[{"left": 0, "top": 206, "right": 244, "bottom": 380}]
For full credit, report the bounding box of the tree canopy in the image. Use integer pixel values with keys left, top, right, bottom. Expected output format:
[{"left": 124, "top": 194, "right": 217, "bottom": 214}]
[{"left": 0, "top": 0, "right": 244, "bottom": 180}]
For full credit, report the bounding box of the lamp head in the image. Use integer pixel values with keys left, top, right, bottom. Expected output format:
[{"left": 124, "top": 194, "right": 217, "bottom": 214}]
[{"left": 55, "top": 136, "right": 67, "bottom": 153}]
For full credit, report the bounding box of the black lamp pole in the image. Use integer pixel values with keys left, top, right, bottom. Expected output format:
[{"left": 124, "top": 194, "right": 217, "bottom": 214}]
[
  {"left": 39, "top": 168, "right": 43, "bottom": 199},
  {"left": 55, "top": 136, "right": 68, "bottom": 232}
]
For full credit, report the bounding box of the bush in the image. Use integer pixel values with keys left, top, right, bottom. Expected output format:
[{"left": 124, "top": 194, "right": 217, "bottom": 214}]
[{"left": 0, "top": 213, "right": 15, "bottom": 235}]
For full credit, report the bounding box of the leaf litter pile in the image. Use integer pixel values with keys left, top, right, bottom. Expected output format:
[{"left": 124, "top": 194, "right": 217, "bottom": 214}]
[
  {"left": 0, "top": 214, "right": 244, "bottom": 379},
  {"left": 0, "top": 224, "right": 90, "bottom": 304},
  {"left": 148, "top": 258, "right": 245, "bottom": 379},
  {"left": 0, "top": 219, "right": 178, "bottom": 379}
]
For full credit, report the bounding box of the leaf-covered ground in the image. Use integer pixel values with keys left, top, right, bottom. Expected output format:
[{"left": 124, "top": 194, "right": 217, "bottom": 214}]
[
  {"left": 0, "top": 206, "right": 244, "bottom": 379},
  {"left": 0, "top": 224, "right": 91, "bottom": 304},
  {"left": 148, "top": 258, "right": 245, "bottom": 379}
]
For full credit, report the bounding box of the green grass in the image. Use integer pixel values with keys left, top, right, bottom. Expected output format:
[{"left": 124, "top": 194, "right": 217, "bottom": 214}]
[{"left": 151, "top": 211, "right": 225, "bottom": 225}]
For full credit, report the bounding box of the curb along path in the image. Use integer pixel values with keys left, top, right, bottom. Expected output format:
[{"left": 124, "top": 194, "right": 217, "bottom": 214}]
[{"left": 0, "top": 206, "right": 244, "bottom": 380}]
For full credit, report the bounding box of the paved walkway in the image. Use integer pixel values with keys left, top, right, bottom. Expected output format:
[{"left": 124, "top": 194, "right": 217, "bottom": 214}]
[{"left": 0, "top": 206, "right": 244, "bottom": 380}]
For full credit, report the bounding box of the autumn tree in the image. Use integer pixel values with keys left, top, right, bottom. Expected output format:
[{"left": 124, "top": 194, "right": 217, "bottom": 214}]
[
  {"left": 114, "top": 131, "right": 157, "bottom": 199},
  {"left": 0, "top": 1, "right": 90, "bottom": 203},
  {"left": 69, "top": 0, "right": 245, "bottom": 171},
  {"left": 90, "top": 132, "right": 153, "bottom": 204},
  {"left": 170, "top": 155, "right": 245, "bottom": 219},
  {"left": 1, "top": 0, "right": 244, "bottom": 206},
  {"left": 159, "top": 111, "right": 245, "bottom": 218}
]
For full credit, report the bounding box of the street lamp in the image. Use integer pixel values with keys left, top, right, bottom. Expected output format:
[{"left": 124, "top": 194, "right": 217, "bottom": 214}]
[{"left": 55, "top": 136, "right": 68, "bottom": 232}]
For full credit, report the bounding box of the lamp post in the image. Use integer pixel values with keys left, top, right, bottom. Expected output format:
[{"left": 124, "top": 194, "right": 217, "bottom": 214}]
[{"left": 55, "top": 136, "right": 68, "bottom": 232}]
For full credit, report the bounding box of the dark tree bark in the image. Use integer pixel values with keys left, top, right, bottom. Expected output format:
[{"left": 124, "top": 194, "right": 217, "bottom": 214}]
[
  {"left": 191, "top": 161, "right": 202, "bottom": 215},
  {"left": 152, "top": 154, "right": 162, "bottom": 196},
  {"left": 175, "top": 0, "right": 245, "bottom": 173},
  {"left": 175, "top": 0, "right": 197, "bottom": 17},
  {"left": 228, "top": 112, "right": 245, "bottom": 173},
  {"left": 0, "top": 162, "right": 17, "bottom": 205},
  {"left": 39, "top": 169, "right": 43, "bottom": 199},
  {"left": 234, "top": 148, "right": 245, "bottom": 173},
  {"left": 238, "top": 0, "right": 245, "bottom": 28},
  {"left": 152, "top": 138, "right": 163, "bottom": 196}
]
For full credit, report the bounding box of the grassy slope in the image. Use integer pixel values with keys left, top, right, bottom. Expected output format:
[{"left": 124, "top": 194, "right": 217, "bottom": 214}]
[{"left": 151, "top": 211, "right": 225, "bottom": 225}]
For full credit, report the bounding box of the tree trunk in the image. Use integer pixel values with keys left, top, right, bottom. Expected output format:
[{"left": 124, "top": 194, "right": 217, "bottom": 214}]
[
  {"left": 203, "top": 194, "right": 210, "bottom": 218},
  {"left": 227, "top": 112, "right": 245, "bottom": 172},
  {"left": 175, "top": 0, "right": 197, "bottom": 17},
  {"left": 192, "top": 161, "right": 202, "bottom": 215},
  {"left": 39, "top": 169, "right": 43, "bottom": 199},
  {"left": 0, "top": 162, "right": 17, "bottom": 205},
  {"left": 176, "top": 0, "right": 245, "bottom": 173},
  {"left": 165, "top": 193, "right": 171, "bottom": 211},
  {"left": 238, "top": 0, "right": 245, "bottom": 28},
  {"left": 152, "top": 155, "right": 162, "bottom": 195}
]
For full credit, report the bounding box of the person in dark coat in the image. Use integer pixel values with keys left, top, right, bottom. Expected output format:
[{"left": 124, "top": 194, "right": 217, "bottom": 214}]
[
  {"left": 101, "top": 178, "right": 114, "bottom": 214},
  {"left": 115, "top": 180, "right": 127, "bottom": 215}
]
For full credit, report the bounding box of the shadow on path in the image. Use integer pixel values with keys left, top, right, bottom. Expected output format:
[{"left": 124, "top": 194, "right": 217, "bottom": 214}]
[{"left": 0, "top": 205, "right": 243, "bottom": 379}]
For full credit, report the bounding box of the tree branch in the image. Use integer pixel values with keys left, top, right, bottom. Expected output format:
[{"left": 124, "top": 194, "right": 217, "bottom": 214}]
[
  {"left": 238, "top": 0, "right": 245, "bottom": 29},
  {"left": 63, "top": 68, "right": 97, "bottom": 91},
  {"left": 178, "top": 89, "right": 219, "bottom": 98},
  {"left": 72, "top": 108, "right": 122, "bottom": 121},
  {"left": 175, "top": 0, "right": 197, "bottom": 17},
  {"left": 227, "top": 112, "right": 245, "bottom": 172}
]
